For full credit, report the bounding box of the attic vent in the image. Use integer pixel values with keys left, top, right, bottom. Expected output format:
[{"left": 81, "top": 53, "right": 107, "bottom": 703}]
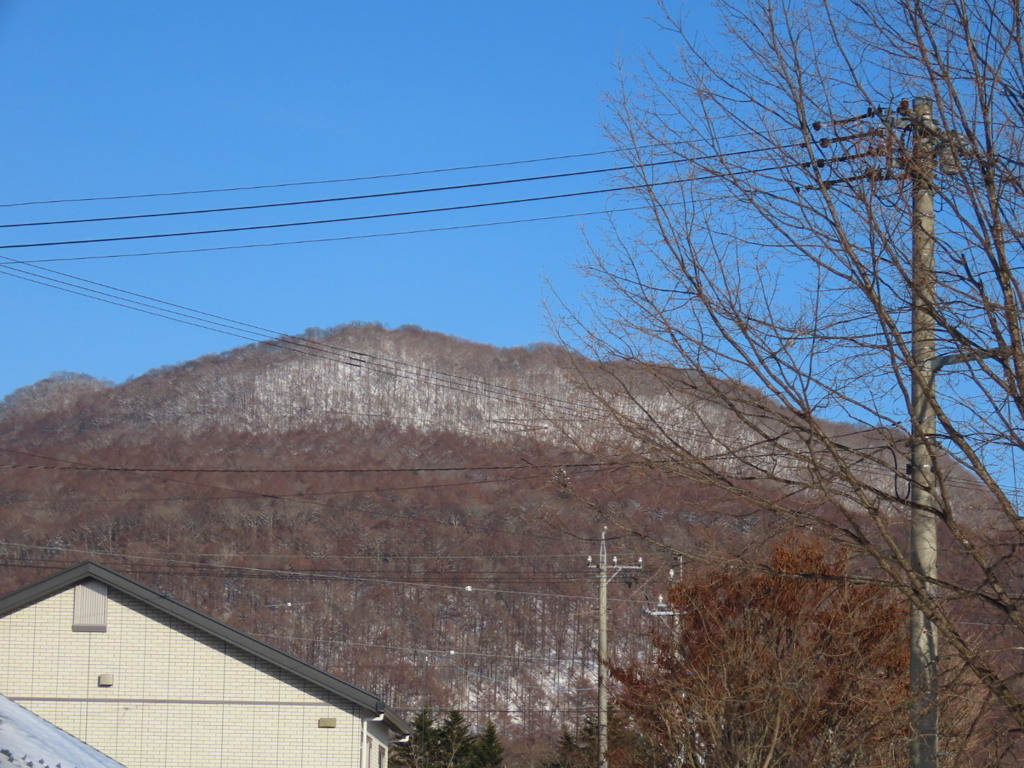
[{"left": 72, "top": 580, "right": 108, "bottom": 632}]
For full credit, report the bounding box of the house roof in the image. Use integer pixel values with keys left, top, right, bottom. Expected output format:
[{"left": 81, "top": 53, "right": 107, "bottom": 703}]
[
  {"left": 0, "top": 692, "right": 128, "bottom": 768},
  {"left": 0, "top": 561, "right": 409, "bottom": 736}
]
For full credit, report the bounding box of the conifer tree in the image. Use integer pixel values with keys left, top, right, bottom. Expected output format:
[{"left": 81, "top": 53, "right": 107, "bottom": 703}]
[
  {"left": 436, "top": 710, "right": 475, "bottom": 768},
  {"left": 471, "top": 721, "right": 503, "bottom": 768},
  {"left": 392, "top": 710, "right": 506, "bottom": 768}
]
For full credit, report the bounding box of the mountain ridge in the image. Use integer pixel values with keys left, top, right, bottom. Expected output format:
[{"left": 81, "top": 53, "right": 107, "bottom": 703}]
[{"left": 0, "top": 323, "right": 583, "bottom": 447}]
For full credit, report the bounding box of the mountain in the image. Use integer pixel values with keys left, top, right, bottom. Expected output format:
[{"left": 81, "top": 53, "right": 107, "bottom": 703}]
[
  {"left": 0, "top": 322, "right": 980, "bottom": 763},
  {"left": 0, "top": 324, "right": 739, "bottom": 762}
]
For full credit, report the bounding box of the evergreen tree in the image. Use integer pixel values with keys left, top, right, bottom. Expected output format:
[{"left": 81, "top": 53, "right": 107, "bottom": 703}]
[
  {"left": 543, "top": 720, "right": 595, "bottom": 768},
  {"left": 393, "top": 710, "right": 505, "bottom": 768},
  {"left": 391, "top": 709, "right": 440, "bottom": 768},
  {"left": 543, "top": 713, "right": 665, "bottom": 768},
  {"left": 471, "top": 721, "right": 503, "bottom": 768},
  {"left": 436, "top": 710, "right": 475, "bottom": 768}
]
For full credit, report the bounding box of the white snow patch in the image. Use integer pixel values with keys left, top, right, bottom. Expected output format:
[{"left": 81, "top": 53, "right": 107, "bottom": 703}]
[{"left": 0, "top": 694, "right": 126, "bottom": 768}]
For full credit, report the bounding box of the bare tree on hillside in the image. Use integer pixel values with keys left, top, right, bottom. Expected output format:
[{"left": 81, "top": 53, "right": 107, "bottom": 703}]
[{"left": 555, "top": 0, "right": 1024, "bottom": 764}]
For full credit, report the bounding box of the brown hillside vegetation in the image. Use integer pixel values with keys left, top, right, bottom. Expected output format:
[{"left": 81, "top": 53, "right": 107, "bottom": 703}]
[{"left": 0, "top": 324, "right": 1013, "bottom": 764}]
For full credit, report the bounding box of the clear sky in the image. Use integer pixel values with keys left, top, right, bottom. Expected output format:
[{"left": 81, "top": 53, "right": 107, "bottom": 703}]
[{"left": 0, "top": 1, "right": 717, "bottom": 399}]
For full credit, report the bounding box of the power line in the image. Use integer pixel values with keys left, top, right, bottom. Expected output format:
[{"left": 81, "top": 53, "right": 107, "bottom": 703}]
[
  {"left": 1, "top": 207, "right": 627, "bottom": 266},
  {"left": 251, "top": 633, "right": 594, "bottom": 665},
  {"left": 0, "top": 146, "right": 923, "bottom": 493},
  {"left": 0, "top": 454, "right": 609, "bottom": 475},
  {"left": 0, "top": 554, "right": 638, "bottom": 584},
  {"left": 0, "top": 163, "right": 655, "bottom": 230},
  {"left": 0, "top": 543, "right": 600, "bottom": 561},
  {"left": 0, "top": 157, "right": 824, "bottom": 426},
  {"left": 0, "top": 148, "right": 636, "bottom": 209},
  {"left": 0, "top": 130, "right": 777, "bottom": 209},
  {"left": 0, "top": 447, "right": 581, "bottom": 508},
  {"left": 4, "top": 253, "right": 952, "bottom": 498},
  {"left": 0, "top": 151, "right": 816, "bottom": 267},
  {"left": 0, "top": 550, "right": 623, "bottom": 604},
  {"left": 0, "top": 149, "right": 813, "bottom": 251},
  {"left": 0, "top": 447, "right": 522, "bottom": 512},
  {"left": 3, "top": 262, "right": 970, "bottom": 499},
  {"left": 0, "top": 187, "right": 620, "bottom": 249},
  {"left": 0, "top": 257, "right": 600, "bottom": 422},
  {"left": 387, "top": 708, "right": 600, "bottom": 716},
  {"left": 1, "top": 141, "right": 807, "bottom": 231},
  {"left": 0, "top": 471, "right": 572, "bottom": 502},
  {"left": 0, "top": 475, "right": 555, "bottom": 503}
]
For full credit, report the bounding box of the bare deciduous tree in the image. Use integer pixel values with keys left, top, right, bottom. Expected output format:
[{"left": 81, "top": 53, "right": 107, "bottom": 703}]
[{"left": 556, "top": 0, "right": 1024, "bottom": 762}]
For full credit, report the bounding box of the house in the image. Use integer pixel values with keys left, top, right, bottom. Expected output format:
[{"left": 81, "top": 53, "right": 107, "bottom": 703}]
[
  {"left": 0, "top": 691, "right": 128, "bottom": 768},
  {"left": 0, "top": 561, "right": 409, "bottom": 768}
]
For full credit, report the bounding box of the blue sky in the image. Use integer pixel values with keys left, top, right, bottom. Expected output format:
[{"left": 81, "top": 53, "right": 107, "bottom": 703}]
[{"left": 0, "top": 1, "right": 716, "bottom": 398}]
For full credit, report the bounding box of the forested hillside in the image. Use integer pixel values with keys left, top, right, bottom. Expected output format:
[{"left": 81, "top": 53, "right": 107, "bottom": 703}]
[
  {"left": 0, "top": 324, "right": 585, "bottom": 443},
  {"left": 0, "top": 323, "right": 999, "bottom": 764}
]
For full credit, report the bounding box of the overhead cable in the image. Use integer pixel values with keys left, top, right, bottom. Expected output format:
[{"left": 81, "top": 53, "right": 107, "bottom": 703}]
[{"left": 0, "top": 129, "right": 781, "bottom": 209}]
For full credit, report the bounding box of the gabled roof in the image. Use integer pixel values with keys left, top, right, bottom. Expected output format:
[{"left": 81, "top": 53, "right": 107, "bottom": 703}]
[{"left": 0, "top": 561, "right": 409, "bottom": 735}]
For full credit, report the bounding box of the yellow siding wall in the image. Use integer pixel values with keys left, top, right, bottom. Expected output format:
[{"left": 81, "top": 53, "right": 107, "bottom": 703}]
[{"left": 0, "top": 586, "right": 386, "bottom": 768}]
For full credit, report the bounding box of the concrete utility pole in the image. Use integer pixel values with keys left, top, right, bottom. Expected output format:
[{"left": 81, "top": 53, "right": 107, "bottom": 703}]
[
  {"left": 813, "top": 95, "right": 965, "bottom": 768},
  {"left": 904, "top": 97, "right": 999, "bottom": 768},
  {"left": 908, "top": 94, "right": 941, "bottom": 768},
  {"left": 588, "top": 528, "right": 641, "bottom": 768}
]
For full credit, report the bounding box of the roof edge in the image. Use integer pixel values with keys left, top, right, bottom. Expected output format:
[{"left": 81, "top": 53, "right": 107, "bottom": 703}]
[{"left": 0, "top": 561, "right": 409, "bottom": 735}]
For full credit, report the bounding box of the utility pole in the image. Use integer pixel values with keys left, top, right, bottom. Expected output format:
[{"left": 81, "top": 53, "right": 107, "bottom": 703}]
[
  {"left": 908, "top": 95, "right": 942, "bottom": 768},
  {"left": 903, "top": 96, "right": 999, "bottom": 768},
  {"left": 810, "top": 96, "right": 961, "bottom": 768},
  {"left": 588, "top": 528, "right": 641, "bottom": 768},
  {"left": 644, "top": 557, "right": 683, "bottom": 658}
]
